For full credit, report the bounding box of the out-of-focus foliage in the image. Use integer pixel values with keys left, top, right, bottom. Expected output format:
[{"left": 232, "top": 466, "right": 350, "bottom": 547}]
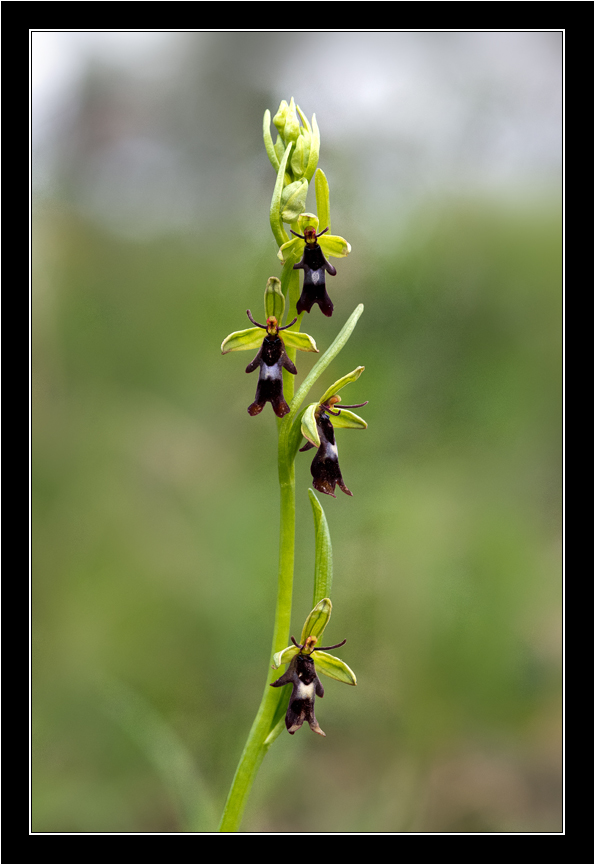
[{"left": 32, "top": 32, "right": 562, "bottom": 833}]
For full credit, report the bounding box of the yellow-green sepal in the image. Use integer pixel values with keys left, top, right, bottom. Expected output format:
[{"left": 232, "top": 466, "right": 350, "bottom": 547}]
[
  {"left": 297, "top": 212, "right": 319, "bottom": 233},
  {"left": 330, "top": 409, "right": 367, "bottom": 430},
  {"left": 299, "top": 597, "right": 332, "bottom": 647},
  {"left": 281, "top": 179, "right": 308, "bottom": 224},
  {"left": 277, "top": 234, "right": 303, "bottom": 265},
  {"left": 272, "top": 644, "right": 300, "bottom": 670},
  {"left": 301, "top": 402, "right": 320, "bottom": 448},
  {"left": 264, "top": 277, "right": 285, "bottom": 321},
  {"left": 313, "top": 651, "right": 357, "bottom": 685},
  {"left": 318, "top": 366, "right": 365, "bottom": 406},
  {"left": 296, "top": 103, "right": 312, "bottom": 134},
  {"left": 282, "top": 330, "right": 318, "bottom": 353},
  {"left": 319, "top": 233, "right": 352, "bottom": 258},
  {"left": 221, "top": 327, "right": 264, "bottom": 354}
]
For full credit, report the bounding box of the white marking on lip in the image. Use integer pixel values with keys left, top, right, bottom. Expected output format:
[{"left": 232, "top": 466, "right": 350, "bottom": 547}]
[
  {"left": 261, "top": 364, "right": 279, "bottom": 379},
  {"left": 323, "top": 441, "right": 338, "bottom": 458},
  {"left": 296, "top": 681, "right": 315, "bottom": 700}
]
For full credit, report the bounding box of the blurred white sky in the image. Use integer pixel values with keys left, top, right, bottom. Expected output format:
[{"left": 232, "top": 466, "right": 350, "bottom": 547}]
[{"left": 32, "top": 31, "right": 562, "bottom": 237}]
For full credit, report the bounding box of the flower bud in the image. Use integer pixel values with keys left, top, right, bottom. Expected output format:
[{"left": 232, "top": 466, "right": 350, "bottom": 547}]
[
  {"left": 282, "top": 97, "right": 300, "bottom": 144},
  {"left": 272, "top": 100, "right": 289, "bottom": 136},
  {"left": 291, "top": 135, "right": 309, "bottom": 179},
  {"left": 280, "top": 179, "right": 308, "bottom": 223}
]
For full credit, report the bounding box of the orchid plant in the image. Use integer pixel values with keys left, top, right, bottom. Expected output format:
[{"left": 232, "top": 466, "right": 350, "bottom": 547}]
[{"left": 218, "top": 98, "right": 367, "bottom": 832}]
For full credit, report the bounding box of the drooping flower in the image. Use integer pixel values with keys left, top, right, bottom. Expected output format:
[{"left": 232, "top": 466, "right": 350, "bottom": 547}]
[
  {"left": 278, "top": 213, "right": 351, "bottom": 318},
  {"left": 299, "top": 367, "right": 368, "bottom": 497},
  {"left": 221, "top": 278, "right": 318, "bottom": 418},
  {"left": 270, "top": 598, "right": 356, "bottom": 737}
]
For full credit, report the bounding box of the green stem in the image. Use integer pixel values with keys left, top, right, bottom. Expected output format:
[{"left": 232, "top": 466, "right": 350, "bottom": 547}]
[
  {"left": 217, "top": 424, "right": 296, "bottom": 832},
  {"left": 217, "top": 304, "right": 364, "bottom": 832}
]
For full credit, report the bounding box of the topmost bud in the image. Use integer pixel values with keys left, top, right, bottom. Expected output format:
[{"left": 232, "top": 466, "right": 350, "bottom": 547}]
[
  {"left": 273, "top": 97, "right": 300, "bottom": 144},
  {"left": 264, "top": 99, "right": 320, "bottom": 186}
]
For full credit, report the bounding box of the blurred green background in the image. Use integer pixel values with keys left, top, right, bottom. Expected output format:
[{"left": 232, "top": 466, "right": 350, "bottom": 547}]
[{"left": 32, "top": 32, "right": 562, "bottom": 833}]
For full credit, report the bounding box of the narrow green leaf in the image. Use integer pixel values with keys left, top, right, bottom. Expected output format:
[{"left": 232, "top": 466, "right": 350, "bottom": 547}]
[
  {"left": 318, "top": 365, "right": 365, "bottom": 407},
  {"left": 263, "top": 715, "right": 287, "bottom": 748},
  {"left": 270, "top": 143, "right": 293, "bottom": 248},
  {"left": 221, "top": 327, "right": 264, "bottom": 354},
  {"left": 104, "top": 680, "right": 218, "bottom": 831},
  {"left": 313, "top": 651, "right": 357, "bottom": 685},
  {"left": 315, "top": 168, "right": 331, "bottom": 234},
  {"left": 309, "top": 489, "right": 333, "bottom": 606},
  {"left": 299, "top": 597, "right": 332, "bottom": 646},
  {"left": 263, "top": 110, "right": 280, "bottom": 172}
]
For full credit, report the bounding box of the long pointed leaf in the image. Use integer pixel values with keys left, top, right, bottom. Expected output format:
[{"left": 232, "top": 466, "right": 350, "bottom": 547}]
[{"left": 309, "top": 489, "right": 333, "bottom": 605}]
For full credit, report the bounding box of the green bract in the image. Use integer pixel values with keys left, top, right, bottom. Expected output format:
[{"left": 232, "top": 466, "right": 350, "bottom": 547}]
[{"left": 272, "top": 597, "right": 357, "bottom": 686}]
